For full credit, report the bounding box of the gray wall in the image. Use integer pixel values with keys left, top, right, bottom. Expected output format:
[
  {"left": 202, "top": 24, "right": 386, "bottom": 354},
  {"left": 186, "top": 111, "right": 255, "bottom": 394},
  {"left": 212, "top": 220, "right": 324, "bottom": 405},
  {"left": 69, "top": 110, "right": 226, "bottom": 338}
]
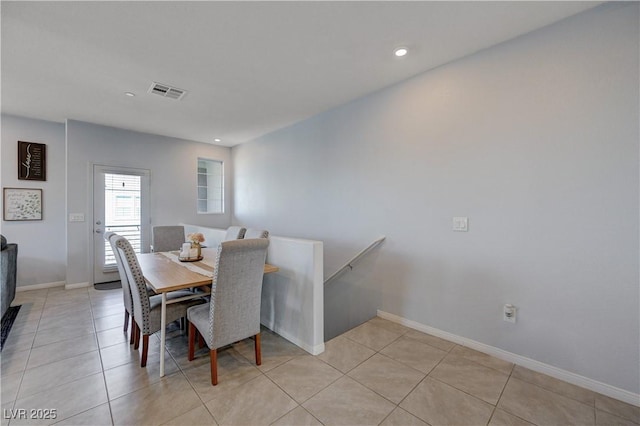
[
  {"left": 66, "top": 120, "right": 232, "bottom": 286},
  {"left": 1, "top": 115, "right": 67, "bottom": 287},
  {"left": 232, "top": 4, "right": 639, "bottom": 393}
]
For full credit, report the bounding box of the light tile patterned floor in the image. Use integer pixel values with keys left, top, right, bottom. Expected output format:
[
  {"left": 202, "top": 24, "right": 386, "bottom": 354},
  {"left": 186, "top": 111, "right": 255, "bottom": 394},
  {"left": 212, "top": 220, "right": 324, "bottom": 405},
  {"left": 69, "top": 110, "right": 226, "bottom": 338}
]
[{"left": 2, "top": 287, "right": 639, "bottom": 426}]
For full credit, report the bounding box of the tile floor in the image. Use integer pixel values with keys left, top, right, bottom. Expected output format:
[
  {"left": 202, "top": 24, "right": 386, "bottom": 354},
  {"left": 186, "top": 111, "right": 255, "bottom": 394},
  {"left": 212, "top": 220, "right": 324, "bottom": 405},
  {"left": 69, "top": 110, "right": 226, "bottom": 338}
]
[{"left": 2, "top": 287, "right": 639, "bottom": 426}]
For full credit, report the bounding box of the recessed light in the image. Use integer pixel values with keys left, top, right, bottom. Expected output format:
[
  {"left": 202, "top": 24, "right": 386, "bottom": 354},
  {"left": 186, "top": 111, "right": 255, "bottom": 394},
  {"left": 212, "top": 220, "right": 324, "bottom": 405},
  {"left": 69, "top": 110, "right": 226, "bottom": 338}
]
[
  {"left": 214, "top": 138, "right": 221, "bottom": 143},
  {"left": 394, "top": 47, "right": 408, "bottom": 57},
  {"left": 124, "top": 92, "right": 135, "bottom": 97}
]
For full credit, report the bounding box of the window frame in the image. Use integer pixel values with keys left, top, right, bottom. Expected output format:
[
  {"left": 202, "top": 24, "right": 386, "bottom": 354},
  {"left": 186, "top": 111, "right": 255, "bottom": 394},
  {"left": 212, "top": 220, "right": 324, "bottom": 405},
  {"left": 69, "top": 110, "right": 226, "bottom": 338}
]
[{"left": 196, "top": 157, "right": 224, "bottom": 215}]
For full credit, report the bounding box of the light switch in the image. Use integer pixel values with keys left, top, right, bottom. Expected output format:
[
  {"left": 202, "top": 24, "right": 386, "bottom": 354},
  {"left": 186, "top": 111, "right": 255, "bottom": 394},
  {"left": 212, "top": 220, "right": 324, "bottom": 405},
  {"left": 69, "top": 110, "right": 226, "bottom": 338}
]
[
  {"left": 453, "top": 217, "right": 468, "bottom": 232},
  {"left": 69, "top": 213, "right": 85, "bottom": 222}
]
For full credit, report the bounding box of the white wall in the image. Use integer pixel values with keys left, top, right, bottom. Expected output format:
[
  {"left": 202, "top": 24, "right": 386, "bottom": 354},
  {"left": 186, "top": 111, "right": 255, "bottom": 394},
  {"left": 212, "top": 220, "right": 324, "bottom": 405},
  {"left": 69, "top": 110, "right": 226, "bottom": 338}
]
[
  {"left": 260, "top": 235, "right": 324, "bottom": 355},
  {"left": 233, "top": 4, "right": 639, "bottom": 395},
  {"left": 1, "top": 115, "right": 66, "bottom": 287},
  {"left": 66, "top": 120, "right": 232, "bottom": 286}
]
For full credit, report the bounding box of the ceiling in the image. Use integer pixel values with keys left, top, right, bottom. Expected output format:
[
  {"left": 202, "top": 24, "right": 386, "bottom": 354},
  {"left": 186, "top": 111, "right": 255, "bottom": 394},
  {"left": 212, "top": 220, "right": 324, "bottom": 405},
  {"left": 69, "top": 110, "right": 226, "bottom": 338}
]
[{"left": 2, "top": 1, "right": 601, "bottom": 147}]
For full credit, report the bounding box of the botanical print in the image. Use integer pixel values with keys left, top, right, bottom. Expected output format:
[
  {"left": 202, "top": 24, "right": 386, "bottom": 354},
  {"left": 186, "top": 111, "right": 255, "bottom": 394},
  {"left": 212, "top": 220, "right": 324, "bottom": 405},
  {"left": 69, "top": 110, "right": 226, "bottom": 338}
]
[{"left": 3, "top": 188, "right": 42, "bottom": 221}]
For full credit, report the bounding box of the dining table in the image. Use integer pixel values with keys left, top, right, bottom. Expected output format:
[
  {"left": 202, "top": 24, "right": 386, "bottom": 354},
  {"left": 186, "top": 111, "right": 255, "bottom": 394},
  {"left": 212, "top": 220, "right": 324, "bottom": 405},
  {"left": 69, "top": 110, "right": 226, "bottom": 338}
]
[{"left": 137, "top": 246, "right": 279, "bottom": 377}]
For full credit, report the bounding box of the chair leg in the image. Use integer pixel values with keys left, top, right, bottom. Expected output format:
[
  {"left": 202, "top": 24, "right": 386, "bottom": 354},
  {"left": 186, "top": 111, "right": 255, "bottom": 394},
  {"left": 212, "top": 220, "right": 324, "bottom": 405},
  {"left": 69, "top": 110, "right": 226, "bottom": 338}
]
[
  {"left": 134, "top": 323, "right": 140, "bottom": 350},
  {"left": 129, "top": 319, "right": 135, "bottom": 345},
  {"left": 141, "top": 335, "right": 149, "bottom": 367},
  {"left": 255, "top": 333, "right": 262, "bottom": 366},
  {"left": 123, "top": 311, "right": 129, "bottom": 333},
  {"left": 210, "top": 348, "right": 218, "bottom": 386},
  {"left": 188, "top": 322, "right": 196, "bottom": 361},
  {"left": 198, "top": 332, "right": 205, "bottom": 349}
]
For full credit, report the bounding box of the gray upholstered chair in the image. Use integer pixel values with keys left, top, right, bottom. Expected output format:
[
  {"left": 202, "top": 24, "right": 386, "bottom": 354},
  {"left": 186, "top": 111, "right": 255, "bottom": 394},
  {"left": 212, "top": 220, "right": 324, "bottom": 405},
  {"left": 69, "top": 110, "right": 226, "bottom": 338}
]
[
  {"left": 105, "top": 232, "right": 135, "bottom": 343},
  {"left": 187, "top": 238, "right": 269, "bottom": 385},
  {"left": 106, "top": 232, "right": 156, "bottom": 345},
  {"left": 152, "top": 226, "right": 186, "bottom": 252},
  {"left": 223, "top": 226, "right": 246, "bottom": 241},
  {"left": 244, "top": 228, "right": 269, "bottom": 239},
  {"left": 114, "top": 235, "right": 205, "bottom": 367}
]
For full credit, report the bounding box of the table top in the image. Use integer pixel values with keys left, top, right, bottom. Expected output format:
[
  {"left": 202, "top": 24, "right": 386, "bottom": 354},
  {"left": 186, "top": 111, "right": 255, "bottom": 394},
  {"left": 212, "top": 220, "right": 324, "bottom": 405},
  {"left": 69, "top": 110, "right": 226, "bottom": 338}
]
[{"left": 137, "top": 247, "right": 279, "bottom": 293}]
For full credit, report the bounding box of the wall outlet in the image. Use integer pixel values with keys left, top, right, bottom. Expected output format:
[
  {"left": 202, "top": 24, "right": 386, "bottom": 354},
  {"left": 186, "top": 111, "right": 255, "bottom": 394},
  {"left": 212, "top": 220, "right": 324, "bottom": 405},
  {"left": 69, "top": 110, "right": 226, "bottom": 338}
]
[
  {"left": 453, "top": 217, "right": 468, "bottom": 232},
  {"left": 503, "top": 304, "right": 516, "bottom": 323}
]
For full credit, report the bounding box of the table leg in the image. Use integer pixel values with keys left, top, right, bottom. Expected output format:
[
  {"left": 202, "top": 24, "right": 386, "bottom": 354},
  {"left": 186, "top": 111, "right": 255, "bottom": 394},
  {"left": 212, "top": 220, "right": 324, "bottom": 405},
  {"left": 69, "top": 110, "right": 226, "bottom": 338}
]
[{"left": 160, "top": 292, "right": 167, "bottom": 377}]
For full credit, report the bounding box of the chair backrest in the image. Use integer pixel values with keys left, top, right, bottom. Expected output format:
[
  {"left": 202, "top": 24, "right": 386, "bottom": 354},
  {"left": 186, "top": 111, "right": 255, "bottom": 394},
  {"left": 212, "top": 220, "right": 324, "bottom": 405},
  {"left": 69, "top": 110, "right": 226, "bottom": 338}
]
[
  {"left": 244, "top": 228, "right": 269, "bottom": 239},
  {"left": 114, "top": 235, "right": 152, "bottom": 333},
  {"left": 207, "top": 238, "right": 269, "bottom": 348},
  {"left": 223, "top": 226, "right": 246, "bottom": 241},
  {"left": 105, "top": 232, "right": 134, "bottom": 316},
  {"left": 152, "top": 226, "right": 185, "bottom": 252}
]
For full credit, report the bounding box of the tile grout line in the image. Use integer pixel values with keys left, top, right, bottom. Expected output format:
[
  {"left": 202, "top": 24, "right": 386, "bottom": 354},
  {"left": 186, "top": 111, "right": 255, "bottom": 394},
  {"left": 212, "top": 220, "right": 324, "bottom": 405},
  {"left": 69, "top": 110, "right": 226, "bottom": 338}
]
[
  {"left": 486, "top": 362, "right": 516, "bottom": 426},
  {"left": 7, "top": 296, "right": 636, "bottom": 425},
  {"left": 10, "top": 289, "right": 109, "bottom": 425},
  {"left": 320, "top": 323, "right": 454, "bottom": 424},
  {"left": 165, "top": 330, "right": 272, "bottom": 424},
  {"left": 508, "top": 366, "right": 600, "bottom": 408},
  {"left": 264, "top": 355, "right": 344, "bottom": 411},
  {"left": 360, "top": 341, "right": 403, "bottom": 426},
  {"left": 264, "top": 371, "right": 327, "bottom": 426},
  {"left": 394, "top": 342, "right": 452, "bottom": 409},
  {"left": 88, "top": 288, "right": 117, "bottom": 426},
  {"left": 5, "top": 289, "right": 49, "bottom": 426}
]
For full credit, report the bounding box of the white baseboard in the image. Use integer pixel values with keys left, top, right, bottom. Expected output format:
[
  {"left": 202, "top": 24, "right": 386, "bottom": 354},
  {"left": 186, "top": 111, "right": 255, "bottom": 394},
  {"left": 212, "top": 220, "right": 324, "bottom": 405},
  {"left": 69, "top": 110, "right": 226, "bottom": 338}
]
[
  {"left": 16, "top": 281, "right": 65, "bottom": 292},
  {"left": 377, "top": 310, "right": 640, "bottom": 407},
  {"left": 64, "top": 282, "right": 90, "bottom": 290},
  {"left": 262, "top": 321, "right": 325, "bottom": 356}
]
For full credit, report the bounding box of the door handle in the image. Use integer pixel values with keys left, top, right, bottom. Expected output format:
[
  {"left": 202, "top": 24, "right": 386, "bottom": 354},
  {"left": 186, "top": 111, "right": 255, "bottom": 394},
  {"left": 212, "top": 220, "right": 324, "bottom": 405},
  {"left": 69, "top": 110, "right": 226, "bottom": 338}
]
[{"left": 95, "top": 229, "right": 102, "bottom": 234}]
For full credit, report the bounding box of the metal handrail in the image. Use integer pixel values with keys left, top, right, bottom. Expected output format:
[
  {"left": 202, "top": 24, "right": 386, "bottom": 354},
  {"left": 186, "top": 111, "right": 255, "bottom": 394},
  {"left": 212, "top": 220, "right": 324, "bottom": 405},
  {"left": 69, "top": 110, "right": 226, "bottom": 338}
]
[{"left": 324, "top": 236, "right": 386, "bottom": 285}]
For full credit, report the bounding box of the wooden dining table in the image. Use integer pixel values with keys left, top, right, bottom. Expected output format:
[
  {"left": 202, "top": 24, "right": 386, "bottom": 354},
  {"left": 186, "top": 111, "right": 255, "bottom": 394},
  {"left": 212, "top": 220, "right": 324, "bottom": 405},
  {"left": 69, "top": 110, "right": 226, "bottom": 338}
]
[{"left": 137, "top": 247, "right": 279, "bottom": 377}]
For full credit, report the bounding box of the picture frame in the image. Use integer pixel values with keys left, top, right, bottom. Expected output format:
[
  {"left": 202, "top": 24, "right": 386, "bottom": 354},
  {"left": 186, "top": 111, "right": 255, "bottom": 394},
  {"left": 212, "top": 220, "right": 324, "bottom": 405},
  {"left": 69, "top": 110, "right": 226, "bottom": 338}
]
[
  {"left": 18, "top": 141, "right": 46, "bottom": 181},
  {"left": 3, "top": 188, "right": 43, "bottom": 221}
]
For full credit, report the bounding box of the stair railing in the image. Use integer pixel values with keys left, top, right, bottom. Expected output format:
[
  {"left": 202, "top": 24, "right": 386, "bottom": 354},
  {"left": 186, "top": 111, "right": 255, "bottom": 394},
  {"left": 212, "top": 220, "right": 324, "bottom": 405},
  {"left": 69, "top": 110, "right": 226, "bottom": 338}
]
[{"left": 324, "top": 236, "right": 386, "bottom": 285}]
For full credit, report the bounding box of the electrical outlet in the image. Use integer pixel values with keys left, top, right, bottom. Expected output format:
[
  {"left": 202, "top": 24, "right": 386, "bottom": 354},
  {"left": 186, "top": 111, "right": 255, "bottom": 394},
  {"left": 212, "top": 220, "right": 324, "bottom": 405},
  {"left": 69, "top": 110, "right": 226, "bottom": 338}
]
[
  {"left": 503, "top": 304, "right": 516, "bottom": 323},
  {"left": 453, "top": 217, "right": 468, "bottom": 232}
]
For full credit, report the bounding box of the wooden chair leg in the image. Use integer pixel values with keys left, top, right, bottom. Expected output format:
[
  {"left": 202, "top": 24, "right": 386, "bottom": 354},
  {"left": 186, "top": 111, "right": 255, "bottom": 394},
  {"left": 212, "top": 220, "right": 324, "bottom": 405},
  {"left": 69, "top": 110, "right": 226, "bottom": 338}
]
[
  {"left": 134, "top": 323, "right": 140, "bottom": 350},
  {"left": 198, "top": 332, "right": 205, "bottom": 349},
  {"left": 141, "top": 335, "right": 149, "bottom": 367},
  {"left": 123, "top": 311, "right": 130, "bottom": 333},
  {"left": 255, "top": 333, "right": 262, "bottom": 366},
  {"left": 188, "top": 322, "right": 196, "bottom": 361},
  {"left": 129, "top": 319, "right": 135, "bottom": 344},
  {"left": 210, "top": 348, "right": 218, "bottom": 386}
]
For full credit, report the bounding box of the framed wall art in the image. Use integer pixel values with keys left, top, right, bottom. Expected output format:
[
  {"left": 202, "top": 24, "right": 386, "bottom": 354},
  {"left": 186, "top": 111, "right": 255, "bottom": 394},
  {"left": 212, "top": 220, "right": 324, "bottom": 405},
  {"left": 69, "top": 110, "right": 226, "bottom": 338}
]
[
  {"left": 18, "top": 141, "right": 46, "bottom": 181},
  {"left": 3, "top": 188, "right": 43, "bottom": 221}
]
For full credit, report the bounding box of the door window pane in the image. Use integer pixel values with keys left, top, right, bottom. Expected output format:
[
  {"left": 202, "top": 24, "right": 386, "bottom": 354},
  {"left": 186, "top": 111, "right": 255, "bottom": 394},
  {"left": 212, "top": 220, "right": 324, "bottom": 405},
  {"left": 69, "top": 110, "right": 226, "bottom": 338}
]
[{"left": 104, "top": 173, "right": 142, "bottom": 265}]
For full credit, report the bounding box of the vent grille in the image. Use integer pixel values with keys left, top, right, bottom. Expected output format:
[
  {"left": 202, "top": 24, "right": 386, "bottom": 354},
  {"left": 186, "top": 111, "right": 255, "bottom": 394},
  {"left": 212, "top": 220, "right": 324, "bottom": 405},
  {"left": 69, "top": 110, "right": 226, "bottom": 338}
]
[{"left": 148, "top": 82, "right": 187, "bottom": 100}]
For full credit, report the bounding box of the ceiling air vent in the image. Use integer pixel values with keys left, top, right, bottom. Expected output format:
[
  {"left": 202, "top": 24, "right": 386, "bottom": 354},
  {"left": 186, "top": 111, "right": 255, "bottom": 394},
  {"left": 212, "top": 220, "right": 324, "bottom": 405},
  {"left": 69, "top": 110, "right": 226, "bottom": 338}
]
[{"left": 148, "top": 82, "right": 187, "bottom": 100}]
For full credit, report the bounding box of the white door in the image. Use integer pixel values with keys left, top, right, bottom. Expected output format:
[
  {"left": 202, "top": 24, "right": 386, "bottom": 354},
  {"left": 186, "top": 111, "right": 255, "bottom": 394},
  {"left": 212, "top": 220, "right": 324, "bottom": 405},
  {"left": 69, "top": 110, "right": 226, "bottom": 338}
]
[{"left": 93, "top": 165, "right": 150, "bottom": 284}]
